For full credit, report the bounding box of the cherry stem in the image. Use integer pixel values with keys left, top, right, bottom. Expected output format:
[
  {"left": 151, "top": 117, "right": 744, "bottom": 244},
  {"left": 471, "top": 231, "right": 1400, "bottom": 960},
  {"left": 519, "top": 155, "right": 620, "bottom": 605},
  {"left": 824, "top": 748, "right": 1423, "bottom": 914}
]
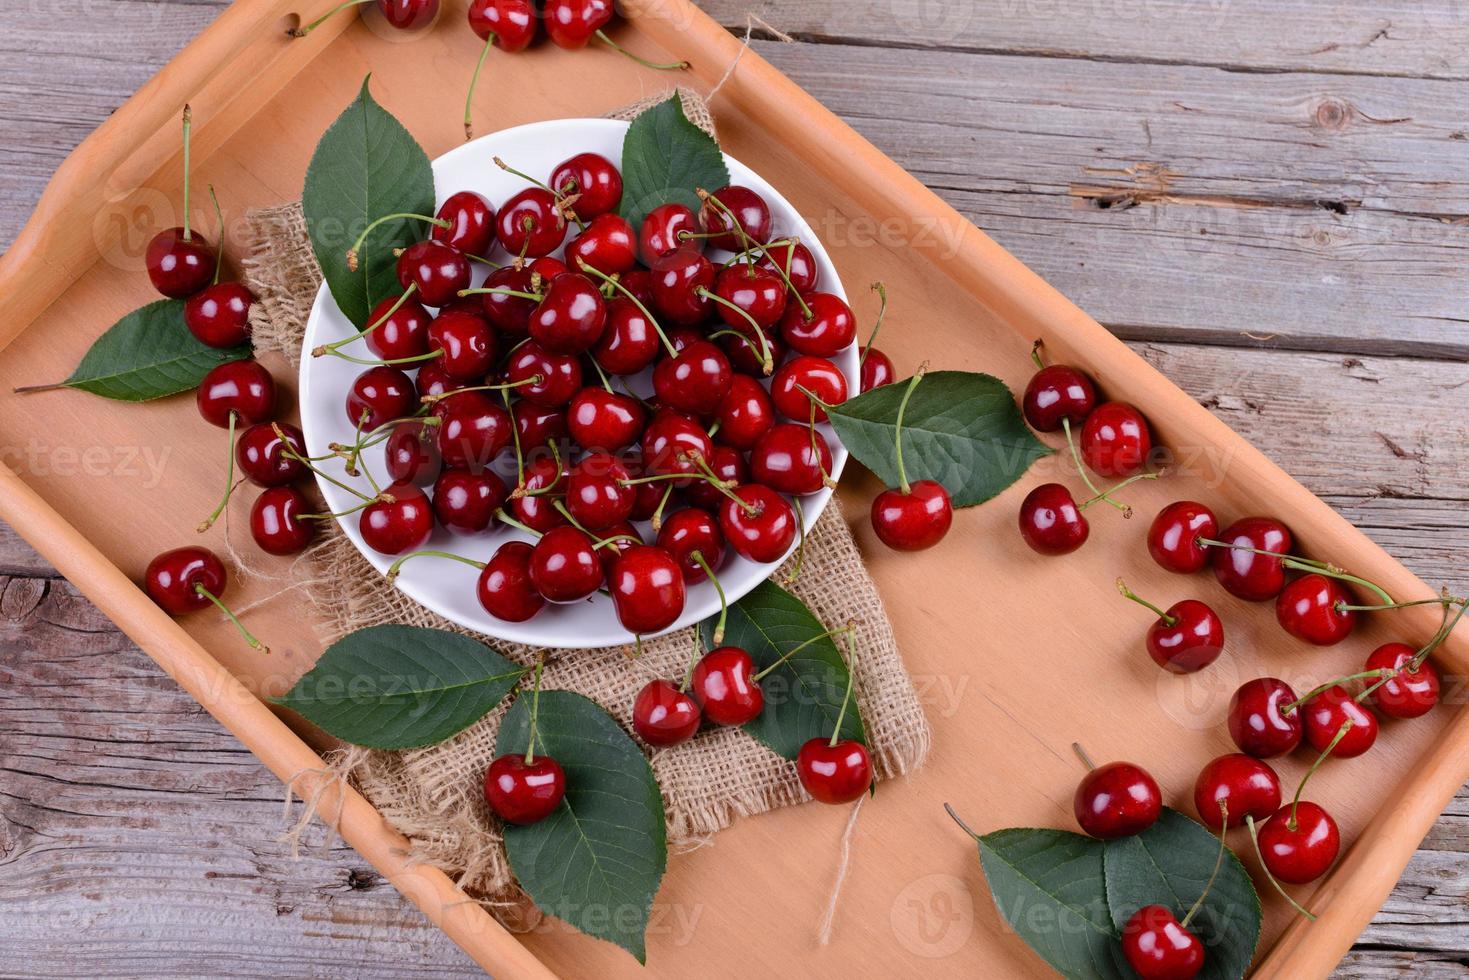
[
  {"left": 574, "top": 259, "right": 678, "bottom": 358},
  {"left": 860, "top": 282, "right": 888, "bottom": 368},
  {"left": 697, "top": 188, "right": 762, "bottom": 266},
  {"left": 587, "top": 354, "right": 614, "bottom": 394},
  {"left": 551, "top": 498, "right": 592, "bottom": 536},
  {"left": 1245, "top": 815, "right": 1318, "bottom": 921},
  {"left": 1030, "top": 339, "right": 1046, "bottom": 372},
  {"left": 323, "top": 347, "right": 444, "bottom": 368},
  {"left": 385, "top": 549, "right": 486, "bottom": 583},
  {"left": 1180, "top": 803, "right": 1228, "bottom": 930},
  {"left": 783, "top": 496, "right": 807, "bottom": 586},
  {"left": 503, "top": 388, "right": 525, "bottom": 490},
  {"left": 1339, "top": 596, "right": 1466, "bottom": 613},
  {"left": 892, "top": 371, "right": 925, "bottom": 495},
  {"left": 943, "top": 803, "right": 981, "bottom": 841},
  {"left": 493, "top": 508, "right": 544, "bottom": 538},
  {"left": 421, "top": 376, "right": 542, "bottom": 404},
  {"left": 680, "top": 629, "right": 703, "bottom": 692},
  {"left": 524, "top": 656, "right": 545, "bottom": 765},
  {"left": 695, "top": 288, "right": 773, "bottom": 374},
  {"left": 464, "top": 33, "right": 496, "bottom": 142},
  {"left": 181, "top": 105, "right": 194, "bottom": 242},
  {"left": 1291, "top": 720, "right": 1352, "bottom": 828},
  {"left": 806, "top": 405, "right": 837, "bottom": 489},
  {"left": 1195, "top": 540, "right": 1394, "bottom": 605},
  {"left": 593, "top": 30, "right": 690, "bottom": 70},
  {"left": 198, "top": 411, "right": 239, "bottom": 532},
  {"left": 291, "top": 0, "right": 371, "bottom": 36},
  {"left": 1409, "top": 594, "right": 1469, "bottom": 672},
  {"left": 1071, "top": 742, "right": 1097, "bottom": 771},
  {"left": 347, "top": 213, "right": 448, "bottom": 271},
  {"left": 1078, "top": 471, "right": 1161, "bottom": 515},
  {"left": 751, "top": 624, "right": 855, "bottom": 682},
  {"left": 208, "top": 185, "right": 224, "bottom": 284},
  {"left": 457, "top": 286, "right": 544, "bottom": 303},
  {"left": 650, "top": 484, "right": 674, "bottom": 533},
  {"left": 1282, "top": 671, "right": 1390, "bottom": 713},
  {"left": 314, "top": 284, "right": 419, "bottom": 355},
  {"left": 590, "top": 531, "right": 641, "bottom": 550},
  {"left": 1115, "top": 578, "right": 1176, "bottom": 626},
  {"left": 690, "top": 551, "right": 726, "bottom": 644},
  {"left": 196, "top": 584, "right": 267, "bottom": 653},
  {"left": 720, "top": 237, "right": 797, "bottom": 269},
  {"left": 828, "top": 630, "right": 859, "bottom": 748},
  {"left": 1061, "top": 417, "right": 1125, "bottom": 513},
  {"left": 684, "top": 453, "right": 758, "bottom": 515},
  {"left": 275, "top": 424, "right": 374, "bottom": 502}
]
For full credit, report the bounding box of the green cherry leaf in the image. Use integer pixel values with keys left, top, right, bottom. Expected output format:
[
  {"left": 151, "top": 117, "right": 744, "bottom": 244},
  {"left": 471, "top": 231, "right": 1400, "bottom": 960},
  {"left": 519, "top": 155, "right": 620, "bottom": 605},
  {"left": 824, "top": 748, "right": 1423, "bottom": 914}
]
[
  {"left": 498, "top": 691, "right": 667, "bottom": 963},
  {"left": 24, "top": 299, "right": 249, "bottom": 401},
  {"left": 618, "top": 93, "right": 730, "bottom": 228},
  {"left": 699, "top": 579, "right": 864, "bottom": 760},
  {"left": 271, "top": 625, "right": 525, "bottom": 749},
  {"left": 826, "top": 370, "right": 1052, "bottom": 508},
  {"left": 302, "top": 75, "right": 435, "bottom": 328}
]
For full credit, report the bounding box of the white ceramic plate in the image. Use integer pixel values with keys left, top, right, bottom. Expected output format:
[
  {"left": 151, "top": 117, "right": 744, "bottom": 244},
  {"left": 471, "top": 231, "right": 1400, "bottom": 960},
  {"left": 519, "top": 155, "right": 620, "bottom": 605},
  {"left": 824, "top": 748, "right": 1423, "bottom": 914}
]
[{"left": 299, "top": 118, "right": 853, "bottom": 648}]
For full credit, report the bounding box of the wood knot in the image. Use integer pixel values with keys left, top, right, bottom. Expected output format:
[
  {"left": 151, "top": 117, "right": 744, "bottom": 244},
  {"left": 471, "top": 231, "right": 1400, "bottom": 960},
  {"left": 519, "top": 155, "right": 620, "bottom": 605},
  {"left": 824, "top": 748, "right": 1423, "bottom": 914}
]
[{"left": 1313, "top": 99, "right": 1351, "bottom": 130}]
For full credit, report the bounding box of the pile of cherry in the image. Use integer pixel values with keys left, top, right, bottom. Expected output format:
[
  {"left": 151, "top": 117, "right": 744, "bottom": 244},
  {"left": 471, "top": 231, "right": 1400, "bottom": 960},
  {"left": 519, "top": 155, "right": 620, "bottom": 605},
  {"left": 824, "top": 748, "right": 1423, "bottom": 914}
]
[{"left": 1014, "top": 352, "right": 1467, "bottom": 980}]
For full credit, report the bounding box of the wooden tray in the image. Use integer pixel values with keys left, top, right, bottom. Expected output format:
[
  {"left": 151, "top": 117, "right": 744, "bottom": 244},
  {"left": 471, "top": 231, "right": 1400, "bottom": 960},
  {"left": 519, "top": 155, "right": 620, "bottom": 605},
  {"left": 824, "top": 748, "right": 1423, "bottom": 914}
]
[{"left": 0, "top": 1, "right": 1463, "bottom": 976}]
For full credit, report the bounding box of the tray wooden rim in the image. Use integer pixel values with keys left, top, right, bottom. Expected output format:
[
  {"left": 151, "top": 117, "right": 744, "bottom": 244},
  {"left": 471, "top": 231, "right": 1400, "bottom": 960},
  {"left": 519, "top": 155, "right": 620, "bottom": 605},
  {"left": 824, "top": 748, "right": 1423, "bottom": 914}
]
[{"left": 0, "top": 1, "right": 1464, "bottom": 976}]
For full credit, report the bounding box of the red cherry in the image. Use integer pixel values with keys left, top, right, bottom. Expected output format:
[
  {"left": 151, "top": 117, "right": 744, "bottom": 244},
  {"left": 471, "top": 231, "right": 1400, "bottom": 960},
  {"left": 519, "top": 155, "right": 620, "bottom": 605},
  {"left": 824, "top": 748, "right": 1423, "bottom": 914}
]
[
  {"left": 1073, "top": 761, "right": 1162, "bottom": 839},
  {"left": 146, "top": 227, "right": 216, "bottom": 299},
  {"left": 1257, "top": 802, "right": 1339, "bottom": 884},
  {"left": 376, "top": 0, "right": 439, "bottom": 30},
  {"left": 714, "top": 374, "right": 776, "bottom": 451},
  {"left": 428, "top": 309, "right": 497, "bottom": 380},
  {"left": 566, "top": 214, "right": 636, "bottom": 277},
  {"left": 528, "top": 273, "right": 606, "bottom": 354},
  {"left": 235, "top": 421, "right": 305, "bottom": 486},
  {"left": 1276, "top": 574, "right": 1357, "bottom": 645},
  {"left": 477, "top": 541, "right": 544, "bottom": 622},
  {"left": 690, "top": 646, "right": 763, "bottom": 725},
  {"left": 871, "top": 481, "right": 952, "bottom": 552},
  {"left": 719, "top": 484, "right": 797, "bottom": 563},
  {"left": 502, "top": 341, "right": 582, "bottom": 408},
  {"left": 433, "top": 190, "right": 496, "bottom": 256},
  {"left": 771, "top": 355, "right": 846, "bottom": 423},
  {"left": 1227, "top": 678, "right": 1302, "bottom": 758},
  {"left": 1365, "top": 642, "right": 1440, "bottom": 719},
  {"left": 512, "top": 402, "right": 568, "bottom": 450},
  {"left": 1147, "top": 501, "right": 1219, "bottom": 574},
  {"left": 1121, "top": 905, "right": 1205, "bottom": 980},
  {"left": 1022, "top": 364, "right": 1096, "bottom": 432},
  {"left": 653, "top": 340, "right": 733, "bottom": 416},
  {"left": 1134, "top": 596, "right": 1225, "bottom": 674},
  {"left": 632, "top": 679, "right": 700, "bottom": 747},
  {"left": 364, "top": 294, "right": 431, "bottom": 361},
  {"left": 250, "top": 486, "right": 314, "bottom": 556},
  {"left": 608, "top": 545, "right": 686, "bottom": 634},
  {"left": 435, "top": 392, "right": 511, "bottom": 471},
  {"left": 712, "top": 263, "right": 786, "bottom": 329},
  {"left": 478, "top": 266, "right": 539, "bottom": 334},
  {"left": 497, "top": 187, "right": 567, "bottom": 258},
  {"left": 529, "top": 526, "right": 603, "bottom": 602},
  {"left": 550, "top": 152, "right": 622, "bottom": 218},
  {"left": 433, "top": 468, "right": 506, "bottom": 534},
  {"left": 1211, "top": 516, "right": 1293, "bottom": 601},
  {"left": 467, "top": 0, "right": 536, "bottom": 51},
  {"left": 1018, "top": 483, "right": 1089, "bottom": 556},
  {"left": 593, "top": 297, "right": 662, "bottom": 375},
  {"left": 720, "top": 326, "right": 785, "bottom": 377},
  {"left": 1193, "top": 753, "right": 1281, "bottom": 829},
  {"left": 529, "top": 256, "right": 569, "bottom": 280},
  {"left": 565, "top": 453, "right": 634, "bottom": 531},
  {"left": 510, "top": 455, "right": 568, "bottom": 532},
  {"left": 358, "top": 482, "right": 434, "bottom": 555},
  {"left": 684, "top": 445, "right": 746, "bottom": 512},
  {"left": 415, "top": 360, "right": 465, "bottom": 400},
  {"left": 567, "top": 387, "right": 645, "bottom": 452},
  {"left": 198, "top": 360, "right": 276, "bottom": 428},
  {"left": 699, "top": 185, "right": 771, "bottom": 251},
  {"left": 593, "top": 520, "right": 642, "bottom": 575},
  {"left": 797, "top": 738, "right": 873, "bottom": 805},
  {"left": 184, "top": 283, "right": 253, "bottom": 348},
  {"left": 780, "top": 292, "right": 855, "bottom": 357},
  {"left": 749, "top": 422, "right": 832, "bottom": 496},
  {"left": 655, "top": 507, "right": 725, "bottom": 582},
  {"left": 643, "top": 409, "right": 714, "bottom": 485},
  {"left": 860, "top": 348, "right": 895, "bottom": 392},
  {"left": 651, "top": 251, "right": 715, "bottom": 325},
  {"left": 384, "top": 421, "right": 440, "bottom": 485},
  {"left": 1080, "top": 401, "right": 1152, "bottom": 477},
  {"left": 542, "top": 0, "right": 611, "bottom": 48},
  {"left": 396, "top": 240, "right": 471, "bottom": 308},
  {"left": 625, "top": 452, "right": 675, "bottom": 521},
  {"left": 1302, "top": 685, "right": 1378, "bottom": 758},
  {"left": 346, "top": 365, "right": 415, "bottom": 430},
  {"left": 756, "top": 240, "right": 818, "bottom": 292},
  {"left": 484, "top": 754, "right": 565, "bottom": 825},
  {"left": 144, "top": 546, "right": 227, "bottom": 615},
  {"left": 638, "top": 203, "right": 701, "bottom": 265}
]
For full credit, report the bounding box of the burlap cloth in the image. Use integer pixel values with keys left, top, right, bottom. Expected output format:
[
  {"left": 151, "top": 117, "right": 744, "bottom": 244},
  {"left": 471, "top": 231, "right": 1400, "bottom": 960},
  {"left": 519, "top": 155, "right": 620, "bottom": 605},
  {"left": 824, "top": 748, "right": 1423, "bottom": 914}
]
[{"left": 241, "top": 89, "right": 930, "bottom": 917}]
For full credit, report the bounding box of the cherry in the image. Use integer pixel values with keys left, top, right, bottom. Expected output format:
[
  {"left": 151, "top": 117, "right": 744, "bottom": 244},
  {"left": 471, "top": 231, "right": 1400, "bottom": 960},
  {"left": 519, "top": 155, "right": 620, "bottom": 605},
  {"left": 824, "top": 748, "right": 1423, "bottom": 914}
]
[
  {"left": 714, "top": 374, "right": 776, "bottom": 451},
  {"left": 771, "top": 355, "right": 846, "bottom": 423},
  {"left": 1073, "top": 761, "right": 1162, "bottom": 839},
  {"left": 567, "top": 387, "right": 645, "bottom": 452},
  {"left": 477, "top": 541, "right": 544, "bottom": 621},
  {"left": 415, "top": 360, "right": 466, "bottom": 400},
  {"left": 468, "top": 0, "right": 536, "bottom": 51},
  {"left": 433, "top": 190, "right": 496, "bottom": 256},
  {"left": 396, "top": 240, "right": 471, "bottom": 308},
  {"left": 529, "top": 272, "right": 607, "bottom": 354},
  {"left": 144, "top": 546, "right": 228, "bottom": 615},
  {"left": 1080, "top": 401, "right": 1152, "bottom": 477},
  {"left": 1121, "top": 906, "right": 1205, "bottom": 980},
  {"left": 780, "top": 292, "right": 856, "bottom": 358},
  {"left": 872, "top": 482, "right": 952, "bottom": 552},
  {"left": 712, "top": 263, "right": 786, "bottom": 329},
  {"left": 1117, "top": 581, "right": 1224, "bottom": 674},
  {"left": 512, "top": 402, "right": 568, "bottom": 449},
  {"left": 632, "top": 679, "right": 700, "bottom": 747},
  {"left": 484, "top": 753, "right": 565, "bottom": 825},
  {"left": 1276, "top": 574, "right": 1357, "bottom": 645},
  {"left": 358, "top": 482, "right": 435, "bottom": 555},
  {"left": 363, "top": 294, "right": 431, "bottom": 361},
  {"left": 1022, "top": 364, "right": 1096, "bottom": 433},
  {"left": 1256, "top": 802, "right": 1339, "bottom": 884},
  {"left": 184, "top": 283, "right": 253, "bottom": 348},
  {"left": 609, "top": 545, "right": 686, "bottom": 634},
  {"left": 638, "top": 203, "right": 700, "bottom": 265},
  {"left": 235, "top": 421, "right": 305, "bottom": 486},
  {"left": 1301, "top": 685, "right": 1378, "bottom": 758},
  {"left": 345, "top": 365, "right": 415, "bottom": 430},
  {"left": 384, "top": 421, "right": 440, "bottom": 484},
  {"left": 197, "top": 360, "right": 276, "bottom": 428},
  {"left": 594, "top": 520, "right": 642, "bottom": 575},
  {"left": 529, "top": 256, "right": 569, "bottom": 280},
  {"left": 542, "top": 0, "right": 612, "bottom": 48},
  {"left": 502, "top": 341, "right": 582, "bottom": 408},
  {"left": 1211, "top": 516, "right": 1293, "bottom": 601},
  {"left": 756, "top": 240, "right": 818, "bottom": 293},
  {"left": 1193, "top": 753, "right": 1281, "bottom": 829},
  {"left": 376, "top": 0, "right": 439, "bottom": 30},
  {"left": 700, "top": 185, "right": 771, "bottom": 251},
  {"left": 1018, "top": 483, "right": 1089, "bottom": 555},
  {"left": 566, "top": 214, "right": 636, "bottom": 277},
  {"left": 651, "top": 251, "right": 715, "bottom": 324},
  {"left": 550, "top": 152, "right": 622, "bottom": 218},
  {"left": 750, "top": 423, "right": 832, "bottom": 496},
  {"left": 1227, "top": 677, "right": 1302, "bottom": 758},
  {"left": 565, "top": 453, "right": 634, "bottom": 531},
  {"left": 690, "top": 646, "right": 763, "bottom": 725},
  {"left": 1147, "top": 501, "right": 1219, "bottom": 574},
  {"left": 656, "top": 507, "right": 725, "bottom": 582},
  {"left": 497, "top": 187, "right": 567, "bottom": 259},
  {"left": 860, "top": 349, "right": 895, "bottom": 393},
  {"left": 433, "top": 468, "right": 507, "bottom": 534},
  {"left": 250, "top": 486, "right": 314, "bottom": 556},
  {"left": 643, "top": 409, "right": 714, "bottom": 484},
  {"left": 685, "top": 445, "right": 747, "bottom": 512},
  {"left": 1365, "top": 642, "right": 1440, "bottom": 719},
  {"left": 796, "top": 738, "right": 873, "bottom": 805},
  {"left": 510, "top": 455, "right": 568, "bottom": 532},
  {"left": 593, "top": 297, "right": 661, "bottom": 375},
  {"left": 720, "top": 484, "right": 797, "bottom": 563},
  {"left": 625, "top": 452, "right": 676, "bottom": 521},
  {"left": 427, "top": 309, "right": 497, "bottom": 380},
  {"left": 435, "top": 392, "right": 512, "bottom": 470},
  {"left": 478, "top": 266, "right": 539, "bottom": 334},
  {"left": 721, "top": 326, "right": 785, "bottom": 377},
  {"left": 146, "top": 227, "right": 216, "bottom": 299},
  {"left": 653, "top": 340, "right": 733, "bottom": 415},
  {"left": 529, "top": 526, "right": 603, "bottom": 602}
]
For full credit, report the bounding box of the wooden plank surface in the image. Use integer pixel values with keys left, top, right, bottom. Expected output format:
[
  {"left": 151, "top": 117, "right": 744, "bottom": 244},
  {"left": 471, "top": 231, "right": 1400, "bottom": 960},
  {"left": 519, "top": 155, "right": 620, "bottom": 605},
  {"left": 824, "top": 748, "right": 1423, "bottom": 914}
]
[{"left": 2, "top": 1, "right": 1466, "bottom": 977}]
